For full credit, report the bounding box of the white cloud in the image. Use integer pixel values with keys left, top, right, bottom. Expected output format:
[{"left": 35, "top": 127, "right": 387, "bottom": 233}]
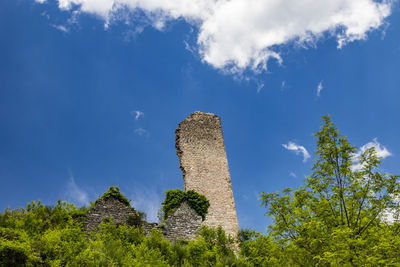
[
  {"left": 380, "top": 194, "right": 400, "bottom": 224},
  {"left": 317, "top": 81, "right": 323, "bottom": 97},
  {"left": 37, "top": 0, "right": 393, "bottom": 74},
  {"left": 65, "top": 170, "right": 89, "bottom": 206},
  {"left": 381, "top": 207, "right": 399, "bottom": 224},
  {"left": 35, "top": 0, "right": 46, "bottom": 3},
  {"left": 283, "top": 141, "right": 310, "bottom": 162},
  {"left": 131, "top": 110, "right": 144, "bottom": 120},
  {"left": 359, "top": 138, "right": 392, "bottom": 159},
  {"left": 289, "top": 171, "right": 297, "bottom": 178},
  {"left": 51, "top": 24, "right": 69, "bottom": 33},
  {"left": 352, "top": 138, "right": 392, "bottom": 171}
]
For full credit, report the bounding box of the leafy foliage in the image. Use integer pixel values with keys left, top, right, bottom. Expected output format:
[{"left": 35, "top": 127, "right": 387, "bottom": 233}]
[
  {"left": 257, "top": 115, "right": 400, "bottom": 265},
  {"left": 0, "top": 200, "right": 239, "bottom": 266},
  {"left": 127, "top": 212, "right": 145, "bottom": 227},
  {"left": 0, "top": 200, "right": 87, "bottom": 266},
  {"left": 162, "top": 189, "right": 210, "bottom": 220}
]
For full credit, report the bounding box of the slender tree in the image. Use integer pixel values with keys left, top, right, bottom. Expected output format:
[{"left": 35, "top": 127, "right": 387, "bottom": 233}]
[{"left": 260, "top": 115, "right": 400, "bottom": 265}]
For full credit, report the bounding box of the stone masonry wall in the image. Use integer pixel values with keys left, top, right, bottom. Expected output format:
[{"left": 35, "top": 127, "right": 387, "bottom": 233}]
[
  {"left": 85, "top": 197, "right": 200, "bottom": 242},
  {"left": 163, "top": 202, "right": 202, "bottom": 242},
  {"left": 84, "top": 198, "right": 135, "bottom": 232},
  {"left": 175, "top": 111, "right": 239, "bottom": 238}
]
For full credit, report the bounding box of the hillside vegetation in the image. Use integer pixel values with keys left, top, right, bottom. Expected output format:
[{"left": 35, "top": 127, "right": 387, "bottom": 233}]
[{"left": 1, "top": 116, "right": 400, "bottom": 266}]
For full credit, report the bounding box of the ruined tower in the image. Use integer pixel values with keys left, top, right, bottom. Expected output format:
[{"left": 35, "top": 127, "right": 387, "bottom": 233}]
[{"left": 175, "top": 111, "right": 239, "bottom": 237}]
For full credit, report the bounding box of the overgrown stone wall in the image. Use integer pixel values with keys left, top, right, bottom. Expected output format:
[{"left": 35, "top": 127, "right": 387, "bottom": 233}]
[
  {"left": 84, "top": 197, "right": 199, "bottom": 242},
  {"left": 175, "top": 111, "right": 239, "bottom": 238},
  {"left": 163, "top": 202, "right": 202, "bottom": 242},
  {"left": 84, "top": 198, "right": 136, "bottom": 232}
]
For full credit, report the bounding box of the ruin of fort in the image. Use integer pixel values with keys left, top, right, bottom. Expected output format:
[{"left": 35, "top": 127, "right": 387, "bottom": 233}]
[{"left": 85, "top": 111, "right": 239, "bottom": 241}]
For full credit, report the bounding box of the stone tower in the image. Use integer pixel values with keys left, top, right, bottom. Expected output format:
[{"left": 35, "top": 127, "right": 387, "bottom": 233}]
[{"left": 175, "top": 111, "right": 239, "bottom": 237}]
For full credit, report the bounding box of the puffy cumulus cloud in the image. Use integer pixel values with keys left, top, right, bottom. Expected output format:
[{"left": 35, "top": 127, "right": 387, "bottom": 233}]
[
  {"left": 282, "top": 141, "right": 310, "bottom": 162},
  {"left": 352, "top": 138, "right": 392, "bottom": 171},
  {"left": 39, "top": 0, "right": 393, "bottom": 73}
]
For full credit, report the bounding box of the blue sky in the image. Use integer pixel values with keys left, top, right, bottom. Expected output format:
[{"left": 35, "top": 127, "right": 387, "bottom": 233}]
[{"left": 1, "top": 0, "right": 400, "bottom": 233}]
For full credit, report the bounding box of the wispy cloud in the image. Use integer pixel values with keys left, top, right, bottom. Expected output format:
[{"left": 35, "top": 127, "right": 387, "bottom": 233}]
[
  {"left": 131, "top": 110, "right": 144, "bottom": 120},
  {"left": 122, "top": 27, "right": 145, "bottom": 42},
  {"left": 256, "top": 82, "right": 264, "bottom": 93},
  {"left": 134, "top": 127, "right": 148, "bottom": 136},
  {"left": 352, "top": 138, "right": 392, "bottom": 171},
  {"left": 283, "top": 141, "right": 310, "bottom": 162},
  {"left": 184, "top": 39, "right": 196, "bottom": 54},
  {"left": 281, "top": 81, "right": 286, "bottom": 90},
  {"left": 289, "top": 171, "right": 297, "bottom": 178},
  {"left": 129, "top": 187, "right": 163, "bottom": 222},
  {"left": 65, "top": 170, "right": 89, "bottom": 206},
  {"left": 36, "top": 0, "right": 393, "bottom": 75},
  {"left": 316, "top": 81, "right": 323, "bottom": 97},
  {"left": 51, "top": 24, "right": 69, "bottom": 33}
]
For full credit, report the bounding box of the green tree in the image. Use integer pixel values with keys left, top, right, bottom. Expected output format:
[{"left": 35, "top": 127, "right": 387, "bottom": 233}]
[{"left": 260, "top": 115, "right": 400, "bottom": 265}]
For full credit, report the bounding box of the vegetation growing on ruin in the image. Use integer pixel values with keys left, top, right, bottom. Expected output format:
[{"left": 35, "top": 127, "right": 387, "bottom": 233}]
[
  {"left": 1, "top": 116, "right": 400, "bottom": 266},
  {"left": 98, "top": 186, "right": 131, "bottom": 207},
  {"left": 162, "top": 189, "right": 210, "bottom": 220},
  {"left": 0, "top": 201, "right": 238, "bottom": 266}
]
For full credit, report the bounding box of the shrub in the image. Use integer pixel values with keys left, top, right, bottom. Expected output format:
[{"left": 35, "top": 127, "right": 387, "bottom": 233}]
[
  {"left": 0, "top": 239, "right": 41, "bottom": 266},
  {"left": 127, "top": 213, "right": 142, "bottom": 227},
  {"left": 162, "top": 189, "right": 210, "bottom": 220}
]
